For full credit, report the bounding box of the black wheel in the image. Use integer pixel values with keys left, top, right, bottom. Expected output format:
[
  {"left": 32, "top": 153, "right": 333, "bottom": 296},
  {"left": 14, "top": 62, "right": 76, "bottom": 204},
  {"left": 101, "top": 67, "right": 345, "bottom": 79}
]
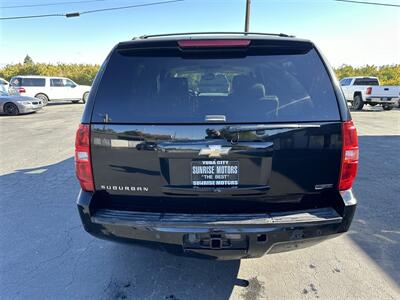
[
  {"left": 352, "top": 95, "right": 364, "bottom": 110},
  {"left": 82, "top": 92, "right": 89, "bottom": 104},
  {"left": 369, "top": 103, "right": 377, "bottom": 106},
  {"left": 35, "top": 93, "right": 49, "bottom": 106},
  {"left": 3, "top": 102, "right": 19, "bottom": 115},
  {"left": 72, "top": 100, "right": 79, "bottom": 104},
  {"left": 382, "top": 104, "right": 393, "bottom": 111}
]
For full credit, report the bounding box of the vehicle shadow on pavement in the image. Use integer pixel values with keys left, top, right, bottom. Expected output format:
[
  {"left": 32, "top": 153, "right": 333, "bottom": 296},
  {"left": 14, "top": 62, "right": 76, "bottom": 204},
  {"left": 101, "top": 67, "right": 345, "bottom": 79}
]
[
  {"left": 349, "top": 135, "right": 400, "bottom": 285},
  {"left": 47, "top": 102, "right": 84, "bottom": 106},
  {"left": 350, "top": 106, "right": 400, "bottom": 113},
  {"left": 0, "top": 112, "right": 37, "bottom": 117},
  {"left": 0, "top": 158, "right": 240, "bottom": 299}
]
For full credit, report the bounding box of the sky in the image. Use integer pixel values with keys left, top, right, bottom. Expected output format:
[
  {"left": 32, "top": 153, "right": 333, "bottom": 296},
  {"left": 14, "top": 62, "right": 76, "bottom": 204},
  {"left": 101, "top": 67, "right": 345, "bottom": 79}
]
[{"left": 0, "top": 0, "right": 399, "bottom": 67}]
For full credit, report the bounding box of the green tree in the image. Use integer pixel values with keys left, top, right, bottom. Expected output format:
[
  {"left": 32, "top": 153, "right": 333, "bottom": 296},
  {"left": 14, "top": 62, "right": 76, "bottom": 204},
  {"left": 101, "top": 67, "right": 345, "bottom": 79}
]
[
  {"left": 0, "top": 63, "right": 100, "bottom": 85},
  {"left": 0, "top": 62, "right": 399, "bottom": 87},
  {"left": 23, "top": 55, "right": 34, "bottom": 64}
]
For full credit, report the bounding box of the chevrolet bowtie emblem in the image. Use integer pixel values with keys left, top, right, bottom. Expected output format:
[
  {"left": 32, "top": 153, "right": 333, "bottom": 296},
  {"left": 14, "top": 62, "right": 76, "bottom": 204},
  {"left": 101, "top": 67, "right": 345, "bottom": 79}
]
[{"left": 198, "top": 145, "right": 231, "bottom": 158}]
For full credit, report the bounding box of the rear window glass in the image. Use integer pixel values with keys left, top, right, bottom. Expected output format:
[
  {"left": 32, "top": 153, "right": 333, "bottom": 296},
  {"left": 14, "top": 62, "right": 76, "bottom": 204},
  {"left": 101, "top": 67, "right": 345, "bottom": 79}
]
[
  {"left": 354, "top": 78, "right": 379, "bottom": 86},
  {"left": 11, "top": 78, "right": 46, "bottom": 87},
  {"left": 92, "top": 48, "right": 340, "bottom": 123},
  {"left": 10, "top": 78, "right": 21, "bottom": 87}
]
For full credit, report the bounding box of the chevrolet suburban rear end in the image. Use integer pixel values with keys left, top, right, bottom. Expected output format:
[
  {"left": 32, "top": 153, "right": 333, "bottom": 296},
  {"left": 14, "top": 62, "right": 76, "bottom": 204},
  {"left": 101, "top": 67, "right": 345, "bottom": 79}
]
[{"left": 75, "top": 33, "right": 358, "bottom": 260}]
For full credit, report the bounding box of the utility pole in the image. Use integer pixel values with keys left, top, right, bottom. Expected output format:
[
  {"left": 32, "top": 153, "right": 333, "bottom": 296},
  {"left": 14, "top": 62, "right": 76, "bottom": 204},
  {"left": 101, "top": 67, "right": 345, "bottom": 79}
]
[{"left": 244, "top": 0, "right": 251, "bottom": 32}]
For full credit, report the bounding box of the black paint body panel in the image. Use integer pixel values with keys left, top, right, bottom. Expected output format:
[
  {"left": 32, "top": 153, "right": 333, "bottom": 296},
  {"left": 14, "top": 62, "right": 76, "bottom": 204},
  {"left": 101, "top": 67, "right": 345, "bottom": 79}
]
[
  {"left": 77, "top": 34, "right": 356, "bottom": 258},
  {"left": 90, "top": 122, "right": 342, "bottom": 211}
]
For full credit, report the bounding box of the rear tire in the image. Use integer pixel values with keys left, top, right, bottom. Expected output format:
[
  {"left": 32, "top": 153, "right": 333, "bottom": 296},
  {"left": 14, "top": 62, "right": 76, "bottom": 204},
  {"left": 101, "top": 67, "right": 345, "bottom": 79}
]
[
  {"left": 35, "top": 93, "right": 49, "bottom": 106},
  {"left": 4, "top": 102, "right": 19, "bottom": 115},
  {"left": 82, "top": 92, "right": 89, "bottom": 104},
  {"left": 382, "top": 104, "right": 393, "bottom": 111},
  {"left": 352, "top": 95, "right": 364, "bottom": 110}
]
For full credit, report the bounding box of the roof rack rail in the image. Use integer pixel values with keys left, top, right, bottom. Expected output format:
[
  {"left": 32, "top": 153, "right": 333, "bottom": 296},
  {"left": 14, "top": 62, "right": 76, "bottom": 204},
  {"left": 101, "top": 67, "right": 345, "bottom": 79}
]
[{"left": 134, "top": 32, "right": 295, "bottom": 40}]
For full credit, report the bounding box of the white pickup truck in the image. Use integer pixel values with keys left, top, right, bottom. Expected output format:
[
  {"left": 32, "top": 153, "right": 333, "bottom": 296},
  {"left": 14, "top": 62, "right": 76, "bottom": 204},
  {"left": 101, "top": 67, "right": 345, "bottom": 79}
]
[{"left": 340, "top": 77, "right": 400, "bottom": 110}]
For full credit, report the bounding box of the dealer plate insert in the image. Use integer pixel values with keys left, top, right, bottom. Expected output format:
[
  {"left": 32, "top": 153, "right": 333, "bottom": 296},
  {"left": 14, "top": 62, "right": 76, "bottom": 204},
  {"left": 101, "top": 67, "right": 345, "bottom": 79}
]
[{"left": 191, "top": 160, "right": 239, "bottom": 186}]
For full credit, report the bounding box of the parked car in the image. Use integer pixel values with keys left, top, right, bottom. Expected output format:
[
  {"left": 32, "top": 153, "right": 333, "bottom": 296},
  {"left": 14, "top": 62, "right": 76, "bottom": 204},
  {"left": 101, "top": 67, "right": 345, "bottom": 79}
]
[
  {"left": 9, "top": 75, "right": 91, "bottom": 106},
  {"left": 0, "top": 88, "right": 43, "bottom": 115},
  {"left": 340, "top": 76, "right": 400, "bottom": 110},
  {"left": 0, "top": 83, "right": 6, "bottom": 94},
  {"left": 75, "top": 32, "right": 358, "bottom": 260},
  {"left": 0, "top": 77, "right": 9, "bottom": 88}
]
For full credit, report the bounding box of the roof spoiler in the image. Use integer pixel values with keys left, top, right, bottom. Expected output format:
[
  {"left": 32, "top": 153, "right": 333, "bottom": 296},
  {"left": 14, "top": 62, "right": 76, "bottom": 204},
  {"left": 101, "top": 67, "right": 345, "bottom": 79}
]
[{"left": 133, "top": 32, "right": 295, "bottom": 40}]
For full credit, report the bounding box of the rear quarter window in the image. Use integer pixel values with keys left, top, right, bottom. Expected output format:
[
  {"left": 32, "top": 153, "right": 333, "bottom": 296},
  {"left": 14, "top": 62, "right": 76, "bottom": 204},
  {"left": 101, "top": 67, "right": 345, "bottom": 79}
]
[
  {"left": 92, "top": 46, "right": 340, "bottom": 124},
  {"left": 20, "top": 78, "right": 46, "bottom": 87}
]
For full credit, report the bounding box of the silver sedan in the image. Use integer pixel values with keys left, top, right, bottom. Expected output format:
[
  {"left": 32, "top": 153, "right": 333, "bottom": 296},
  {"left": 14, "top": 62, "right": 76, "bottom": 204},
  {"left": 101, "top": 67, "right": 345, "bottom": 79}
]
[{"left": 0, "top": 88, "right": 43, "bottom": 115}]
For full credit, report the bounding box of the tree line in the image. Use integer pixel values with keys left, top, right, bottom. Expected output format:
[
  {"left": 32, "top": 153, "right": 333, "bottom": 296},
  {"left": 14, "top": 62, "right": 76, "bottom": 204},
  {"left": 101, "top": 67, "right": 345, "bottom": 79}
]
[
  {"left": 0, "top": 56, "right": 99, "bottom": 86},
  {"left": 0, "top": 57, "right": 399, "bottom": 86},
  {"left": 334, "top": 64, "right": 400, "bottom": 85}
]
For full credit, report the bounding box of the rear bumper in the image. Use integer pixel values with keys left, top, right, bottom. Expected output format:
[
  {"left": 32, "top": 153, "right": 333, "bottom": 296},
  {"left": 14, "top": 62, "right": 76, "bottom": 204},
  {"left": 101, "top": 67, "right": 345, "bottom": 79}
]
[
  {"left": 77, "top": 190, "right": 357, "bottom": 260},
  {"left": 365, "top": 97, "right": 399, "bottom": 104}
]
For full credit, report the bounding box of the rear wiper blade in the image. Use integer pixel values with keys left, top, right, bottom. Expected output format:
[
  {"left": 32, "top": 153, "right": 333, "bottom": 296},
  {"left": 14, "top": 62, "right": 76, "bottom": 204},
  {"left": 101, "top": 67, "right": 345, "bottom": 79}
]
[{"left": 225, "top": 124, "right": 320, "bottom": 133}]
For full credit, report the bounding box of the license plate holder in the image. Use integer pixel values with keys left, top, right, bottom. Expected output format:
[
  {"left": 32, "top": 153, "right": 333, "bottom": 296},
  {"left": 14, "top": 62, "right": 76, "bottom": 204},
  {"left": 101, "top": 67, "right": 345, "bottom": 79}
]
[{"left": 191, "top": 160, "right": 239, "bottom": 186}]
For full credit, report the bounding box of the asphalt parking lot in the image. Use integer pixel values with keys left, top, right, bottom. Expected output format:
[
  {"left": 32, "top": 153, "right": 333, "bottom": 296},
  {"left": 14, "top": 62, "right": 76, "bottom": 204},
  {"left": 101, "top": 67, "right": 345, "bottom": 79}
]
[{"left": 0, "top": 103, "right": 399, "bottom": 299}]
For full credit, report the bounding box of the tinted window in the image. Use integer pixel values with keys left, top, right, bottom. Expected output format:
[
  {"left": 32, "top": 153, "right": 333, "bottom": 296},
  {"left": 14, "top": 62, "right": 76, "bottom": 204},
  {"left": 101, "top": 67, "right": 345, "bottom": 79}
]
[
  {"left": 50, "top": 79, "right": 63, "bottom": 87},
  {"left": 354, "top": 78, "right": 379, "bottom": 86},
  {"left": 198, "top": 74, "right": 230, "bottom": 94},
  {"left": 10, "top": 77, "right": 22, "bottom": 87},
  {"left": 340, "top": 78, "right": 351, "bottom": 86},
  {"left": 21, "top": 78, "right": 46, "bottom": 87},
  {"left": 64, "top": 79, "right": 76, "bottom": 87},
  {"left": 92, "top": 48, "right": 340, "bottom": 123}
]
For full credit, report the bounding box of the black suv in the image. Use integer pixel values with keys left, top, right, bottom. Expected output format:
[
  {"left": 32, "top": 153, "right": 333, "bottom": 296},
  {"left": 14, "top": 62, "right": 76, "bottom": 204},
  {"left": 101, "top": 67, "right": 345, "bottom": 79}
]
[{"left": 75, "top": 33, "right": 358, "bottom": 259}]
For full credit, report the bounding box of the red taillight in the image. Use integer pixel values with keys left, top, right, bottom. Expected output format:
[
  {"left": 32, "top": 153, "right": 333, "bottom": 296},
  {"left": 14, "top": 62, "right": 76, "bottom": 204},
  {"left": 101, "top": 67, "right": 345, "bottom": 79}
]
[
  {"left": 339, "top": 121, "right": 359, "bottom": 191},
  {"left": 366, "top": 87, "right": 372, "bottom": 95},
  {"left": 75, "top": 124, "right": 94, "bottom": 191},
  {"left": 178, "top": 39, "right": 250, "bottom": 48},
  {"left": 18, "top": 87, "right": 26, "bottom": 93}
]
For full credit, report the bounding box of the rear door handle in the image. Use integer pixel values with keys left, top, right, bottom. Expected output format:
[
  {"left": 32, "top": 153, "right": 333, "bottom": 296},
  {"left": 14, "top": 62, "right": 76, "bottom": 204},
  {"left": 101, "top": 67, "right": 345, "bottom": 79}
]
[
  {"left": 161, "top": 185, "right": 270, "bottom": 196},
  {"left": 158, "top": 141, "right": 273, "bottom": 154},
  {"left": 159, "top": 141, "right": 273, "bottom": 150}
]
